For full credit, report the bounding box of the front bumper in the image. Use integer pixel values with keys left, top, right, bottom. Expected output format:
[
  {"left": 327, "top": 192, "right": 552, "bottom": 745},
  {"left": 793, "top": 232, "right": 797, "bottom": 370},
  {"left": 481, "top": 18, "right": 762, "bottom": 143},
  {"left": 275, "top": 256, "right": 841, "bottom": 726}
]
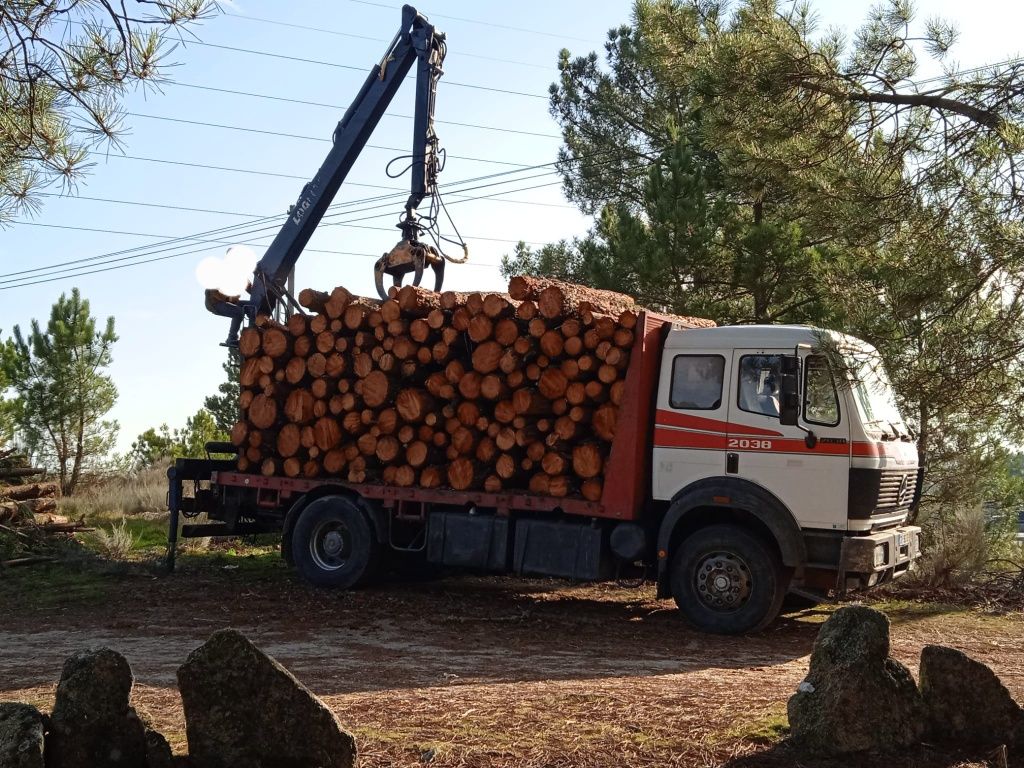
[{"left": 840, "top": 524, "right": 922, "bottom": 589}]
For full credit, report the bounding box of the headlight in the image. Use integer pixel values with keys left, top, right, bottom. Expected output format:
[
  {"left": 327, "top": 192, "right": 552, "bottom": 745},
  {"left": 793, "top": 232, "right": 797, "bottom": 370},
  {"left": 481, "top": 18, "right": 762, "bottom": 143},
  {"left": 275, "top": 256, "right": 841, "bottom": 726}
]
[{"left": 874, "top": 544, "right": 888, "bottom": 567}]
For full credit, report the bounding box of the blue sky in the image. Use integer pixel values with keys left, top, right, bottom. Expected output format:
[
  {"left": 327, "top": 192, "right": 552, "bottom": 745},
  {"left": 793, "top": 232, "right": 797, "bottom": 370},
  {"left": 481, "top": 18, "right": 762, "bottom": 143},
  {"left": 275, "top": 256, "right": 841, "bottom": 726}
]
[{"left": 1, "top": 0, "right": 1021, "bottom": 454}]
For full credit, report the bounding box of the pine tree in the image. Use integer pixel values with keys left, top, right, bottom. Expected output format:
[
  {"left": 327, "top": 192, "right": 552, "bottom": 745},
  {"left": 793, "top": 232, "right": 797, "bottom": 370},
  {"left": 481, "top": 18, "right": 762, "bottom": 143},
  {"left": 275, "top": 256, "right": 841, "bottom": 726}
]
[{"left": 4, "top": 290, "right": 119, "bottom": 495}]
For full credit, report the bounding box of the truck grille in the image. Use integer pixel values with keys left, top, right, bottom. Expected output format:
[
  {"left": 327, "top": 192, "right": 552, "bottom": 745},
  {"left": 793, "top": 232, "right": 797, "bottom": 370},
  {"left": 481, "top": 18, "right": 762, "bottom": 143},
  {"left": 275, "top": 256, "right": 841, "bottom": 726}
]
[{"left": 876, "top": 470, "right": 917, "bottom": 511}]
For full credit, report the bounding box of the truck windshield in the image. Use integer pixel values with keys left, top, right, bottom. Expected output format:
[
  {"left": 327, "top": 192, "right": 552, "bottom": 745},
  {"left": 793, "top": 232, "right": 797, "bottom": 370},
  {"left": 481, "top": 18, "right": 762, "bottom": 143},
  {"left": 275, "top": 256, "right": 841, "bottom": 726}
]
[{"left": 847, "top": 353, "right": 906, "bottom": 431}]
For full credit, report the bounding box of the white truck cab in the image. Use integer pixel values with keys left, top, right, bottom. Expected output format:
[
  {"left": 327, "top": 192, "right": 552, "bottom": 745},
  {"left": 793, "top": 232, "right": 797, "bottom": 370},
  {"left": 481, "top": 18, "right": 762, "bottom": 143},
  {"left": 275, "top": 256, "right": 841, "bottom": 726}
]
[{"left": 652, "top": 325, "right": 922, "bottom": 632}]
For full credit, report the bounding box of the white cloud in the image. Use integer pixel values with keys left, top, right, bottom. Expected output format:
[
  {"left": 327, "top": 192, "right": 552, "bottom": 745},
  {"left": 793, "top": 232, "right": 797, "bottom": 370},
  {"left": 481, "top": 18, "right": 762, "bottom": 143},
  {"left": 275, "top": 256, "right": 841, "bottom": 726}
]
[{"left": 195, "top": 245, "right": 259, "bottom": 295}]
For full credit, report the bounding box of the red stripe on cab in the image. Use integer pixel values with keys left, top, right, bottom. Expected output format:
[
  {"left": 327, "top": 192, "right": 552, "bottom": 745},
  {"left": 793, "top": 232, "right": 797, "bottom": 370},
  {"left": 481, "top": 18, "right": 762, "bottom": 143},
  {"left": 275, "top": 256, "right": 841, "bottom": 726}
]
[{"left": 655, "top": 410, "right": 783, "bottom": 437}]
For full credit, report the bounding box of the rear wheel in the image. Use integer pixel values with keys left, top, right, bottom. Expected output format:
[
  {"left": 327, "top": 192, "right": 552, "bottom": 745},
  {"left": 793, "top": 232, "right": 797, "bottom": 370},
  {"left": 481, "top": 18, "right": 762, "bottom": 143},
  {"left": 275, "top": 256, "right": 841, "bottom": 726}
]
[
  {"left": 291, "top": 496, "right": 378, "bottom": 589},
  {"left": 670, "top": 524, "right": 787, "bottom": 634}
]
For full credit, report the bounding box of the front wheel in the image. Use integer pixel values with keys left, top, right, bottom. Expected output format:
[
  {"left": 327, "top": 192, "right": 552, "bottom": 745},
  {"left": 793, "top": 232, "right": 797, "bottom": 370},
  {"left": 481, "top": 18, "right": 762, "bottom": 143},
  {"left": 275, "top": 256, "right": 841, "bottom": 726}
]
[
  {"left": 291, "top": 496, "right": 378, "bottom": 589},
  {"left": 670, "top": 524, "right": 787, "bottom": 634}
]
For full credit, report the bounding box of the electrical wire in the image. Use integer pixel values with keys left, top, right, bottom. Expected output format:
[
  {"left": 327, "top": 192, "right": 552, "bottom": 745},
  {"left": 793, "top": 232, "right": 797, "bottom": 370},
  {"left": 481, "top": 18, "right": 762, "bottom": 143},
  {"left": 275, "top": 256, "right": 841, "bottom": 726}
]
[
  {"left": 6, "top": 141, "right": 626, "bottom": 286},
  {"left": 7, "top": 142, "right": 629, "bottom": 286},
  {"left": 341, "top": 0, "right": 598, "bottom": 44},
  {"left": 64, "top": 17, "right": 557, "bottom": 100},
  {"left": 3, "top": 165, "right": 575, "bottom": 282},
  {"left": 126, "top": 113, "right": 537, "bottom": 168},
  {"left": 36, "top": 191, "right": 576, "bottom": 217},
  {"left": 221, "top": 11, "right": 556, "bottom": 71},
  {"left": 170, "top": 82, "right": 562, "bottom": 138},
  {"left": 0, "top": 180, "right": 564, "bottom": 290},
  {"left": 181, "top": 40, "right": 548, "bottom": 100},
  {"left": 110, "top": 154, "right": 398, "bottom": 187},
  {"left": 10, "top": 175, "right": 565, "bottom": 283}
]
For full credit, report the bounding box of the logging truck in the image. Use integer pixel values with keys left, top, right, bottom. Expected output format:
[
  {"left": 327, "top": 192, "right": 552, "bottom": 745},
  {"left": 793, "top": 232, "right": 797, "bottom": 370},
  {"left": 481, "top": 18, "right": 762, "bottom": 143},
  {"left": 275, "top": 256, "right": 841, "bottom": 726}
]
[
  {"left": 169, "top": 288, "right": 922, "bottom": 634},
  {"left": 171, "top": 5, "right": 922, "bottom": 634}
]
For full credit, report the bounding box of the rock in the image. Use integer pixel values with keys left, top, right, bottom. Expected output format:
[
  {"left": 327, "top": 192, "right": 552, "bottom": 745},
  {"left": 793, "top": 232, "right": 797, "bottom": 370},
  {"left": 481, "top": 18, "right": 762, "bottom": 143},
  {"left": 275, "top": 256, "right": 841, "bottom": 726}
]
[
  {"left": 788, "top": 606, "right": 924, "bottom": 754},
  {"left": 177, "top": 629, "right": 357, "bottom": 768},
  {"left": 0, "top": 702, "right": 45, "bottom": 768},
  {"left": 919, "top": 644, "right": 1024, "bottom": 748},
  {"left": 46, "top": 647, "right": 148, "bottom": 768},
  {"left": 145, "top": 729, "right": 175, "bottom": 768},
  {"left": 808, "top": 604, "right": 890, "bottom": 667}
]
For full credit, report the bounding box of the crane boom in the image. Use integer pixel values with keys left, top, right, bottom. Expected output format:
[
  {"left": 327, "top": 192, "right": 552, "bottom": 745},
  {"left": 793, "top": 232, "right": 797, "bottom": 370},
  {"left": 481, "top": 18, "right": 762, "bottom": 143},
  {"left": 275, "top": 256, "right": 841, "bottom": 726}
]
[{"left": 211, "top": 5, "right": 449, "bottom": 344}]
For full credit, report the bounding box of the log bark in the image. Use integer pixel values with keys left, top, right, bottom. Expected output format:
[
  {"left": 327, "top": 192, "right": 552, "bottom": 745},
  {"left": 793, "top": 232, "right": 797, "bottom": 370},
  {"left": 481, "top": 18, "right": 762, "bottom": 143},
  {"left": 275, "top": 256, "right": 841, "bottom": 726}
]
[
  {"left": 0, "top": 481, "right": 58, "bottom": 505},
  {"left": 299, "top": 289, "right": 329, "bottom": 313},
  {"left": 230, "top": 277, "right": 657, "bottom": 498},
  {"left": 507, "top": 275, "right": 637, "bottom": 318}
]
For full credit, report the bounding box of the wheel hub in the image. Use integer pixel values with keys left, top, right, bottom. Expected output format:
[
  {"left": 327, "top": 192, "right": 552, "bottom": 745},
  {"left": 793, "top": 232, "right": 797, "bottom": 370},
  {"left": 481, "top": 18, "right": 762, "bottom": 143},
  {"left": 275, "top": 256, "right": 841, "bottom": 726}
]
[
  {"left": 695, "top": 551, "right": 752, "bottom": 612},
  {"left": 310, "top": 521, "right": 351, "bottom": 571},
  {"left": 323, "top": 531, "right": 344, "bottom": 556}
]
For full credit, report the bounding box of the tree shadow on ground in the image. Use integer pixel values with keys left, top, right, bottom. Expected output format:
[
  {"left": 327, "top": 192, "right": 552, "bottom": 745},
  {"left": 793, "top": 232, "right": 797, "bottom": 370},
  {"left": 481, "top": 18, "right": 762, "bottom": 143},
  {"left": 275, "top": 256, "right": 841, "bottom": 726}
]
[{"left": 719, "top": 739, "right": 1008, "bottom": 768}]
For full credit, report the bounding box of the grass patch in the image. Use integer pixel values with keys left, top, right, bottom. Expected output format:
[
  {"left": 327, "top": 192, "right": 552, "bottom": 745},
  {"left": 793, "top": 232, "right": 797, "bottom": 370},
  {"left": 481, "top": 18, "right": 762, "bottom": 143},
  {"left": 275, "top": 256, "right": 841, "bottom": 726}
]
[
  {"left": 723, "top": 708, "right": 790, "bottom": 746},
  {"left": 866, "top": 597, "right": 966, "bottom": 623},
  {"left": 2, "top": 561, "right": 113, "bottom": 611},
  {"left": 176, "top": 543, "right": 284, "bottom": 575},
  {"left": 59, "top": 465, "right": 168, "bottom": 519}
]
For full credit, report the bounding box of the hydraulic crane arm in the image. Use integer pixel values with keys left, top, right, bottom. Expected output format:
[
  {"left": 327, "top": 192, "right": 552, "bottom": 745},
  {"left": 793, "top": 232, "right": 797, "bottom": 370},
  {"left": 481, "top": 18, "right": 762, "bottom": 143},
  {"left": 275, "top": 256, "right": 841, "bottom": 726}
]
[{"left": 216, "top": 5, "right": 450, "bottom": 339}]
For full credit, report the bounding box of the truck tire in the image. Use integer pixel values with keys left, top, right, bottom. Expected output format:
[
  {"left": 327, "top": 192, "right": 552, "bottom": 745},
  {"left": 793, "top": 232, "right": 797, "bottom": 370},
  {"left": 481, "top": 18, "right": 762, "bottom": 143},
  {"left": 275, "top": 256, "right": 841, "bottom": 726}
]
[
  {"left": 291, "top": 496, "right": 378, "bottom": 589},
  {"left": 670, "top": 524, "right": 787, "bottom": 634}
]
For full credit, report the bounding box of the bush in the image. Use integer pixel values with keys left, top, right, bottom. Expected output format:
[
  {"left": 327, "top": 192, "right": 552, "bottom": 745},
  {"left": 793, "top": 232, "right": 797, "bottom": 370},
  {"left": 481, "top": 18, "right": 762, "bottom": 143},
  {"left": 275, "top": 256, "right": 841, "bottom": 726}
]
[
  {"left": 88, "top": 518, "right": 137, "bottom": 560},
  {"left": 913, "top": 503, "right": 1021, "bottom": 587},
  {"left": 59, "top": 464, "right": 168, "bottom": 519}
]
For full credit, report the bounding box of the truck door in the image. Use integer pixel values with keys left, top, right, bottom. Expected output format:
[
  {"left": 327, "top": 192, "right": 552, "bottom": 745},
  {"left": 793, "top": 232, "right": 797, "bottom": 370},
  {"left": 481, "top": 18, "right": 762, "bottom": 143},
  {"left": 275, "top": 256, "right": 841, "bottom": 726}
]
[
  {"left": 726, "top": 350, "right": 850, "bottom": 530},
  {"left": 652, "top": 349, "right": 734, "bottom": 500}
]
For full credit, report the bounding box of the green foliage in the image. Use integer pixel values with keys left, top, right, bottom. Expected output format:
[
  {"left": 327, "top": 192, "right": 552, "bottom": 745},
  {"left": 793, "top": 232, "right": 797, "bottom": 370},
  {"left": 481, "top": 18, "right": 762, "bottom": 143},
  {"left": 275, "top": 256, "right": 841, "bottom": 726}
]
[
  {"left": 515, "top": 0, "right": 1024, "bottom": 542},
  {"left": 3, "top": 289, "right": 118, "bottom": 495},
  {"left": 0, "top": 332, "right": 13, "bottom": 447},
  {"left": 0, "top": 0, "right": 218, "bottom": 224},
  {"left": 130, "top": 407, "right": 228, "bottom": 470},
  {"left": 204, "top": 350, "right": 241, "bottom": 433},
  {"left": 88, "top": 518, "right": 138, "bottom": 560}
]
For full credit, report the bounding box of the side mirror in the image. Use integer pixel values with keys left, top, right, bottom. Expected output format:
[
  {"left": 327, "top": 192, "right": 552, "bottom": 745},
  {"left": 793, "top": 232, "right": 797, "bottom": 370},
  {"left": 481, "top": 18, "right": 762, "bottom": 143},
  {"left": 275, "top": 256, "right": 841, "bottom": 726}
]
[{"left": 779, "top": 354, "right": 800, "bottom": 426}]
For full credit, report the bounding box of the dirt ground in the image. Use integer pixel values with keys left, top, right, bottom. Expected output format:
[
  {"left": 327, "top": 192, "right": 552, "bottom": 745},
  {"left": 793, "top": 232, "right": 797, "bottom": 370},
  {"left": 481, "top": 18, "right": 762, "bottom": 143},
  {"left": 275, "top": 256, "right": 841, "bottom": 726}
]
[{"left": 1, "top": 554, "right": 1021, "bottom": 768}]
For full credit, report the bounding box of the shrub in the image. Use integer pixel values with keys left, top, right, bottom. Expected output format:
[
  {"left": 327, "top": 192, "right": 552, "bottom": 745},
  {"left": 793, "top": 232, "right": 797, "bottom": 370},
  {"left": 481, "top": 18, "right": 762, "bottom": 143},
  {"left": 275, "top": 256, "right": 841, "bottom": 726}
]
[
  {"left": 60, "top": 464, "right": 168, "bottom": 519},
  {"left": 89, "top": 518, "right": 138, "bottom": 560},
  {"left": 913, "top": 503, "right": 1020, "bottom": 587}
]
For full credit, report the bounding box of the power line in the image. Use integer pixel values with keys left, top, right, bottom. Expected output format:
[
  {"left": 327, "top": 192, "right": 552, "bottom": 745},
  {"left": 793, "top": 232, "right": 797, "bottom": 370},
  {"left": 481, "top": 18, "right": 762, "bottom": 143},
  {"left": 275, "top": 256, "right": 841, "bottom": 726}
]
[
  {"left": 95, "top": 154, "right": 566, "bottom": 215},
  {"left": 183, "top": 39, "right": 548, "bottom": 100},
  {"left": 342, "top": 0, "right": 598, "bottom": 44},
  {"left": 0, "top": 239, "right": 502, "bottom": 292},
  {"left": 38, "top": 194, "right": 265, "bottom": 219},
  {"left": 38, "top": 189, "right": 575, "bottom": 219},
  {"left": 4, "top": 163, "right": 575, "bottom": 282},
  {"left": 0, "top": 182, "right": 565, "bottom": 290},
  {"left": 125, "top": 113, "right": 537, "bottom": 168},
  {"left": 170, "top": 82, "right": 562, "bottom": 138},
  {"left": 14, "top": 175, "right": 564, "bottom": 283},
  {"left": 221, "top": 11, "right": 555, "bottom": 71},
  {"left": 4, "top": 179, "right": 564, "bottom": 288},
  {"left": 65, "top": 17, "right": 555, "bottom": 99},
  {"left": 111, "top": 154, "right": 396, "bottom": 187},
  {"left": 15, "top": 217, "right": 545, "bottom": 253},
  {"left": 910, "top": 56, "right": 1024, "bottom": 90},
  {"left": 7, "top": 149, "right": 596, "bottom": 284},
  {"left": 9, "top": 155, "right": 583, "bottom": 285}
]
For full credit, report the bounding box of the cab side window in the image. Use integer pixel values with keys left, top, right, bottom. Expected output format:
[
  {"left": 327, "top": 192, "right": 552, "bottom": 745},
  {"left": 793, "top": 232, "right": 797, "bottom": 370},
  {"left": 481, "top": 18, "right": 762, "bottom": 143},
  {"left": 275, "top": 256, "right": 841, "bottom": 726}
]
[
  {"left": 738, "top": 355, "right": 781, "bottom": 417},
  {"left": 803, "top": 355, "right": 840, "bottom": 426},
  {"left": 670, "top": 355, "right": 725, "bottom": 410}
]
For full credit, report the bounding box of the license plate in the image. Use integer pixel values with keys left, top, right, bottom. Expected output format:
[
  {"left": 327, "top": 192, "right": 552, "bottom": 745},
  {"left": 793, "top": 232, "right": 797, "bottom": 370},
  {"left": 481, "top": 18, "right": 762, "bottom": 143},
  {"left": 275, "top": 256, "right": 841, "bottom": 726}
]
[{"left": 897, "top": 532, "right": 908, "bottom": 548}]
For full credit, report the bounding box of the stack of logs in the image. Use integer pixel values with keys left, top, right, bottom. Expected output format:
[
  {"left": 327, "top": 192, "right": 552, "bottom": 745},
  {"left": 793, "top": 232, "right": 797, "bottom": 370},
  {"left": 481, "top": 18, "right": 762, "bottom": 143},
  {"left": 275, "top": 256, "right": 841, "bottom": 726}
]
[
  {"left": 0, "top": 453, "right": 60, "bottom": 526},
  {"left": 232, "top": 277, "right": 712, "bottom": 500}
]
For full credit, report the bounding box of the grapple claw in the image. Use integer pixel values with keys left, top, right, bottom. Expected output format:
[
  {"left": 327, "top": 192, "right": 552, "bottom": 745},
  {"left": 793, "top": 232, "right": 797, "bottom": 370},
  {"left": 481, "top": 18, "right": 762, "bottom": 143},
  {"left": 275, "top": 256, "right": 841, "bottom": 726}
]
[{"left": 373, "top": 239, "right": 444, "bottom": 299}]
